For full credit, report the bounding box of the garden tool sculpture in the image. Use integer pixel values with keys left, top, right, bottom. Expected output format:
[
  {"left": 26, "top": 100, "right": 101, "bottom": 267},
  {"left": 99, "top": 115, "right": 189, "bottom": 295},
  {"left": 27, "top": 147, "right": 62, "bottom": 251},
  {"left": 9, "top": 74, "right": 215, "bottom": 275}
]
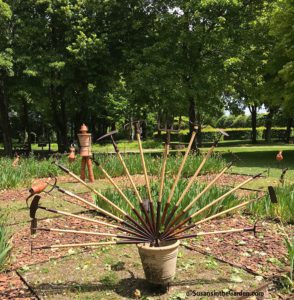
[
  {"left": 78, "top": 124, "right": 94, "bottom": 182},
  {"left": 28, "top": 121, "right": 266, "bottom": 253}
]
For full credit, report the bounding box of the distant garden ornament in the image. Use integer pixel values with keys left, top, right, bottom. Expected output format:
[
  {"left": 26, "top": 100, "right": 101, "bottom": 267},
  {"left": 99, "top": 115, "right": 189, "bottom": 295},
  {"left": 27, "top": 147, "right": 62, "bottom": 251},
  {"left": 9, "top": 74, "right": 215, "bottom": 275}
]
[
  {"left": 276, "top": 150, "right": 283, "bottom": 161},
  {"left": 68, "top": 144, "right": 76, "bottom": 163}
]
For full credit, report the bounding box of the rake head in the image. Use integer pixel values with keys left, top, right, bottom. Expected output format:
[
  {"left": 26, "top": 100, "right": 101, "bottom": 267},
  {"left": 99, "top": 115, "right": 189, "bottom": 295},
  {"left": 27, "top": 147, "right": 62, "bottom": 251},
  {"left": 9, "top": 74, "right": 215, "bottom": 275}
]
[
  {"left": 97, "top": 130, "right": 118, "bottom": 142},
  {"left": 124, "top": 120, "right": 147, "bottom": 134},
  {"left": 158, "top": 115, "right": 182, "bottom": 133}
]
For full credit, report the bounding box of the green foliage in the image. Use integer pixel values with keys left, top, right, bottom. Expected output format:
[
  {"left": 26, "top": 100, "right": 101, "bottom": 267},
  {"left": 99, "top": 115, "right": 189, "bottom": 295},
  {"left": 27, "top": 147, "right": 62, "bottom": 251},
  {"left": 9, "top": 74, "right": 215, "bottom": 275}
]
[
  {"left": 265, "top": 0, "right": 294, "bottom": 115},
  {"left": 248, "top": 184, "right": 294, "bottom": 223},
  {"left": 284, "top": 236, "right": 294, "bottom": 282},
  {"left": 0, "top": 152, "right": 225, "bottom": 190},
  {"left": 0, "top": 213, "right": 11, "bottom": 271},
  {"left": 97, "top": 178, "right": 240, "bottom": 222}
]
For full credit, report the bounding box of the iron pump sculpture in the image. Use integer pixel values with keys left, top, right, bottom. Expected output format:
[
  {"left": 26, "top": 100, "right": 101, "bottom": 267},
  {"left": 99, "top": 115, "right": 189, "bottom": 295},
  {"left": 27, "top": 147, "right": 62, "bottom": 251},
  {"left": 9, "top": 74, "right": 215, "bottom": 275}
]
[{"left": 27, "top": 119, "right": 267, "bottom": 284}]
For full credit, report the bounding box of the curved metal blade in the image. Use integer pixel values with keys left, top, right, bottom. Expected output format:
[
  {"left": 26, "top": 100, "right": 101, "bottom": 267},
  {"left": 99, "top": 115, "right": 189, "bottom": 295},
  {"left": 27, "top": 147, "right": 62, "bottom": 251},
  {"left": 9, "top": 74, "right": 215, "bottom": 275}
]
[{"left": 97, "top": 130, "right": 118, "bottom": 141}]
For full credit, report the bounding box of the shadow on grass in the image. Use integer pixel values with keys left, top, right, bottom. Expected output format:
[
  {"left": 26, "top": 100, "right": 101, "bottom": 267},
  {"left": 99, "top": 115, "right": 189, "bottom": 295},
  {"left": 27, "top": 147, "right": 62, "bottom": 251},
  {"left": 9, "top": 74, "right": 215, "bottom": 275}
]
[{"left": 32, "top": 276, "right": 232, "bottom": 298}]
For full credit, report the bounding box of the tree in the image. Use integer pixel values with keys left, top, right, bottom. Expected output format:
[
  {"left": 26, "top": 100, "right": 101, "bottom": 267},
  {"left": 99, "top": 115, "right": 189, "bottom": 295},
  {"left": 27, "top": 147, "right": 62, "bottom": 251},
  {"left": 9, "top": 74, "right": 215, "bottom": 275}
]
[
  {"left": 223, "top": 1, "right": 273, "bottom": 143},
  {"left": 0, "top": 1, "right": 13, "bottom": 155},
  {"left": 264, "top": 0, "right": 294, "bottom": 142}
]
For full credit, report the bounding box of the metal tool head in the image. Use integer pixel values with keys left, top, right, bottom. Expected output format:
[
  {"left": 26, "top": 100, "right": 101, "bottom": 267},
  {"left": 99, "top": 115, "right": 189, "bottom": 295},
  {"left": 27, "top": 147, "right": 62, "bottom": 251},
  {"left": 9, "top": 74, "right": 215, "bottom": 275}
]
[
  {"left": 31, "top": 218, "right": 38, "bottom": 235},
  {"left": 268, "top": 186, "right": 278, "bottom": 203},
  {"left": 253, "top": 221, "right": 259, "bottom": 238},
  {"left": 97, "top": 130, "right": 118, "bottom": 142},
  {"left": 30, "top": 194, "right": 41, "bottom": 235},
  {"left": 280, "top": 167, "right": 288, "bottom": 184},
  {"left": 158, "top": 115, "right": 182, "bottom": 133},
  {"left": 124, "top": 120, "right": 147, "bottom": 134},
  {"left": 30, "top": 195, "right": 41, "bottom": 219},
  {"left": 26, "top": 176, "right": 57, "bottom": 207}
]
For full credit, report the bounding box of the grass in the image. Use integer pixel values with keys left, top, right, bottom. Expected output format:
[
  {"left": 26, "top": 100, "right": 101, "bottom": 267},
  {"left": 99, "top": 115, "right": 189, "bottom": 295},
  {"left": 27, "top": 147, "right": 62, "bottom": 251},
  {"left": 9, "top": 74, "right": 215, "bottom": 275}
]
[
  {"left": 0, "top": 213, "right": 11, "bottom": 271},
  {"left": 248, "top": 184, "right": 294, "bottom": 223},
  {"left": 0, "top": 152, "right": 225, "bottom": 190},
  {"left": 20, "top": 244, "right": 258, "bottom": 299}
]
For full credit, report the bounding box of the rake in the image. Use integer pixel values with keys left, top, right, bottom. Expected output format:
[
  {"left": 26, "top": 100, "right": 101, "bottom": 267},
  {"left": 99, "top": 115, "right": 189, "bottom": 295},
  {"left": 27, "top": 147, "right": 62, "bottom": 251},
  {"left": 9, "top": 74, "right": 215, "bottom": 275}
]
[{"left": 27, "top": 123, "right": 268, "bottom": 283}]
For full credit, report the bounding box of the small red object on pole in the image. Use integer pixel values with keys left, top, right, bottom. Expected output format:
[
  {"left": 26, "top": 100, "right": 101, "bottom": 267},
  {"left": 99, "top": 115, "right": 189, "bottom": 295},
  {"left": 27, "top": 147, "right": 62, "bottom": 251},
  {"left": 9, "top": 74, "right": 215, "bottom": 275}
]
[
  {"left": 276, "top": 150, "right": 283, "bottom": 161},
  {"left": 68, "top": 145, "right": 76, "bottom": 163},
  {"left": 77, "top": 124, "right": 95, "bottom": 182}
]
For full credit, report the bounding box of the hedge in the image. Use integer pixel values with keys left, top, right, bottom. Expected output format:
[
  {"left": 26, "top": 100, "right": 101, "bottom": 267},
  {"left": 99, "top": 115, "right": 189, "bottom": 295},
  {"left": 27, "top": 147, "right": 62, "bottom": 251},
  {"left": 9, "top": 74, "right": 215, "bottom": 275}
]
[{"left": 154, "top": 127, "right": 292, "bottom": 142}]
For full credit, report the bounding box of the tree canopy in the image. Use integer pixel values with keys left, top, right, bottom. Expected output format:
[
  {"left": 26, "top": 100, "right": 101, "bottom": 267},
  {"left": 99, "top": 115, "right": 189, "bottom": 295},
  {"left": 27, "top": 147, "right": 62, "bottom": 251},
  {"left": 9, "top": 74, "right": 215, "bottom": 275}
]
[{"left": 0, "top": 0, "right": 293, "bottom": 154}]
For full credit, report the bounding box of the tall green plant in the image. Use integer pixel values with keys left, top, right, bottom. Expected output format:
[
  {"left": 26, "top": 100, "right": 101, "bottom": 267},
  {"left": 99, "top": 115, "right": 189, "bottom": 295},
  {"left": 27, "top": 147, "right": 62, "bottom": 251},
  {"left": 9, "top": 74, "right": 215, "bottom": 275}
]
[
  {"left": 0, "top": 213, "right": 11, "bottom": 271},
  {"left": 248, "top": 184, "right": 294, "bottom": 223},
  {"left": 97, "top": 179, "right": 241, "bottom": 222}
]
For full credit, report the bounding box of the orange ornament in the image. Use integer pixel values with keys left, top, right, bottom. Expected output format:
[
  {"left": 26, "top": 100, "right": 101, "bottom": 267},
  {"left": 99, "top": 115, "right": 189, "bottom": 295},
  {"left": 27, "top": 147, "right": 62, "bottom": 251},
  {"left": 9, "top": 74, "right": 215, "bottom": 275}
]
[
  {"left": 29, "top": 180, "right": 48, "bottom": 194},
  {"left": 68, "top": 145, "right": 76, "bottom": 163},
  {"left": 276, "top": 150, "right": 283, "bottom": 161}
]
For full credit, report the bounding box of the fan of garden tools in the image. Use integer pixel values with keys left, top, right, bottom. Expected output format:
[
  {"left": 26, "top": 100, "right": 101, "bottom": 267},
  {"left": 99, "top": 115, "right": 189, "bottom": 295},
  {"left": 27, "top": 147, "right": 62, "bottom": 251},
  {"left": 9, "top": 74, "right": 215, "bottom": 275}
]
[{"left": 27, "top": 120, "right": 267, "bottom": 251}]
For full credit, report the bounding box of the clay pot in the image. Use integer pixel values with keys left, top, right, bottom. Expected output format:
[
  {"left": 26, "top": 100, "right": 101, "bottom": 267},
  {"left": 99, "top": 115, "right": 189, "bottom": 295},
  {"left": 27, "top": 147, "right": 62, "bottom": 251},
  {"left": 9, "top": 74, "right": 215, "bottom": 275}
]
[
  {"left": 77, "top": 124, "right": 92, "bottom": 157},
  {"left": 137, "top": 240, "right": 180, "bottom": 285}
]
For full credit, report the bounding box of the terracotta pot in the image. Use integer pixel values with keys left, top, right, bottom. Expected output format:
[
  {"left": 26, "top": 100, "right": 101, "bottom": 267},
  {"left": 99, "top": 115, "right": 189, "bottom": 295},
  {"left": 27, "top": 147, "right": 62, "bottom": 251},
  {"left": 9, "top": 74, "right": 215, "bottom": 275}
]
[
  {"left": 137, "top": 240, "right": 180, "bottom": 285},
  {"left": 78, "top": 124, "right": 92, "bottom": 157}
]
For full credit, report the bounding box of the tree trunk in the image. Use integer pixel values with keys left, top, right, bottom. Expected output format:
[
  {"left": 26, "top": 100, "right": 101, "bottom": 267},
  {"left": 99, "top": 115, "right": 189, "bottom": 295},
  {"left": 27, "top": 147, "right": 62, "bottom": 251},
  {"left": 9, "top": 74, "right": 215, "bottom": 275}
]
[
  {"left": 264, "top": 107, "right": 275, "bottom": 143},
  {"left": 0, "top": 79, "right": 13, "bottom": 156},
  {"left": 188, "top": 97, "right": 197, "bottom": 151},
  {"left": 50, "top": 85, "right": 68, "bottom": 153},
  {"left": 285, "top": 118, "right": 293, "bottom": 143},
  {"left": 249, "top": 104, "right": 257, "bottom": 144},
  {"left": 196, "top": 110, "right": 202, "bottom": 147},
  {"left": 22, "top": 99, "right": 32, "bottom": 152},
  {"left": 58, "top": 96, "right": 68, "bottom": 152},
  {"left": 141, "top": 119, "right": 147, "bottom": 139}
]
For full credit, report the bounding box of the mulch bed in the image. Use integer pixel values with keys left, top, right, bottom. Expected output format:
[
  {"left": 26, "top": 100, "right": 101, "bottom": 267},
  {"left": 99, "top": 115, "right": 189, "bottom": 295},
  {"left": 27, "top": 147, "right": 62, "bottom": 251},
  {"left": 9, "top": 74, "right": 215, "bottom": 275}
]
[
  {"left": 10, "top": 213, "right": 117, "bottom": 270},
  {"left": 0, "top": 271, "right": 35, "bottom": 300},
  {"left": 187, "top": 214, "right": 292, "bottom": 277},
  {"left": 0, "top": 173, "right": 291, "bottom": 299}
]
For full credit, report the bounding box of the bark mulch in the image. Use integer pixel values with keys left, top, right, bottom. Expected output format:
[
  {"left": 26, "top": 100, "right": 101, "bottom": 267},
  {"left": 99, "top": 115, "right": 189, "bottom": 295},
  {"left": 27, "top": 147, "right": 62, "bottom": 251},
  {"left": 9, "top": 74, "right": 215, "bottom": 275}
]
[
  {"left": 0, "top": 174, "right": 291, "bottom": 299},
  {"left": 187, "top": 214, "right": 292, "bottom": 277},
  {"left": 0, "top": 271, "right": 35, "bottom": 300}
]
